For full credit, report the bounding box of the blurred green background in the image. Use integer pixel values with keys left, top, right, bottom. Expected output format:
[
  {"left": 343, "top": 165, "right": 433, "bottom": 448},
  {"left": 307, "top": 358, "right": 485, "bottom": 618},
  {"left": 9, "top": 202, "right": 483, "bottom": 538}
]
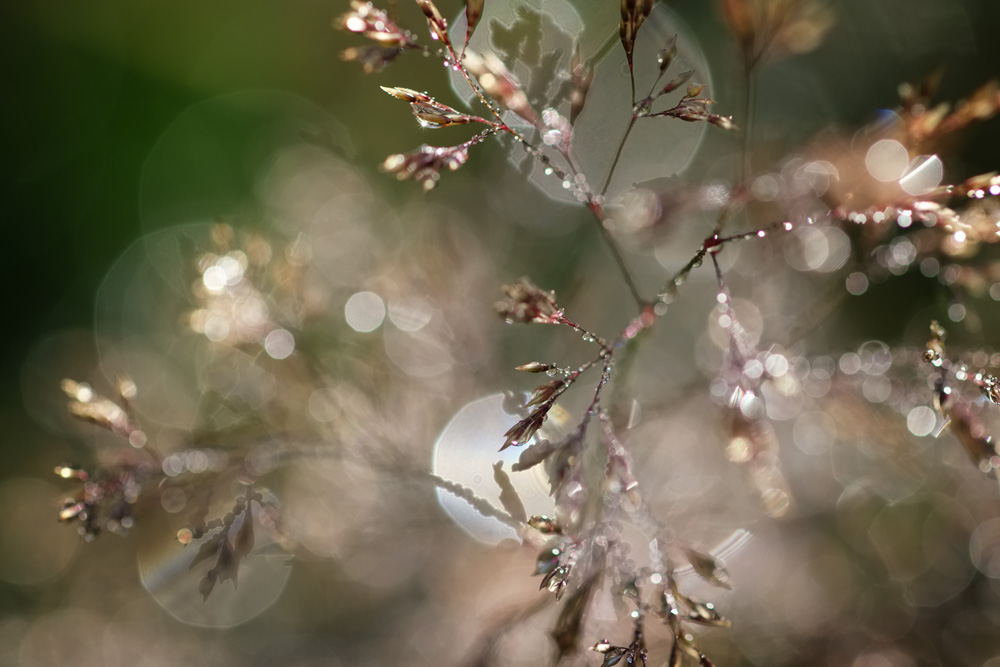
[
  {"left": 4, "top": 0, "right": 999, "bottom": 395},
  {"left": 5, "top": 0, "right": 1000, "bottom": 373}
]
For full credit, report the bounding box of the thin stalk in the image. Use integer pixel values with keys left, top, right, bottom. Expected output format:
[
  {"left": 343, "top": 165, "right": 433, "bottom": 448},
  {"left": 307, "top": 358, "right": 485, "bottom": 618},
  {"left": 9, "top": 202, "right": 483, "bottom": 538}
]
[
  {"left": 600, "top": 116, "right": 637, "bottom": 198},
  {"left": 607, "top": 329, "right": 646, "bottom": 425},
  {"left": 658, "top": 246, "right": 707, "bottom": 302},
  {"left": 629, "top": 66, "right": 637, "bottom": 109},
  {"left": 588, "top": 201, "right": 645, "bottom": 307},
  {"left": 590, "top": 106, "right": 644, "bottom": 308},
  {"left": 739, "top": 59, "right": 757, "bottom": 196},
  {"left": 447, "top": 28, "right": 644, "bottom": 307}
]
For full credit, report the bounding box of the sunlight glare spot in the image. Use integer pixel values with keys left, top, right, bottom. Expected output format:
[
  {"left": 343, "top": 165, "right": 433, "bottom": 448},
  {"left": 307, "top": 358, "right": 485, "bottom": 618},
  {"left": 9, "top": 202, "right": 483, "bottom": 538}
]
[
  {"left": 204, "top": 315, "right": 230, "bottom": 342},
  {"left": 203, "top": 266, "right": 227, "bottom": 292},
  {"left": 388, "top": 297, "right": 433, "bottom": 332},
  {"left": 899, "top": 155, "right": 943, "bottom": 196},
  {"left": 345, "top": 291, "right": 385, "bottom": 333},
  {"left": 264, "top": 328, "right": 295, "bottom": 359},
  {"left": 433, "top": 394, "right": 556, "bottom": 545},
  {"left": 846, "top": 272, "right": 869, "bottom": 295},
  {"left": 216, "top": 255, "right": 245, "bottom": 285},
  {"left": 865, "top": 139, "right": 909, "bottom": 182},
  {"left": 906, "top": 406, "right": 936, "bottom": 437},
  {"left": 948, "top": 303, "right": 966, "bottom": 323}
]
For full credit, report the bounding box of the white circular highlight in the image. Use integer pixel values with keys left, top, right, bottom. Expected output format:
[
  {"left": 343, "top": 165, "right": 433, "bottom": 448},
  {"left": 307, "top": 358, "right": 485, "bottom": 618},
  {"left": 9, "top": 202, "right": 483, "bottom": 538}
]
[
  {"left": 948, "top": 303, "right": 966, "bottom": 323},
  {"left": 845, "top": 272, "right": 869, "bottom": 296},
  {"left": 906, "top": 406, "right": 936, "bottom": 437},
  {"left": 263, "top": 328, "right": 295, "bottom": 359},
  {"left": 793, "top": 411, "right": 836, "bottom": 455},
  {"left": 202, "top": 265, "right": 228, "bottom": 292},
  {"left": 899, "top": 155, "right": 943, "bottom": 196},
  {"left": 203, "top": 315, "right": 230, "bottom": 342},
  {"left": 432, "top": 394, "right": 556, "bottom": 545},
  {"left": 388, "top": 297, "right": 433, "bottom": 332},
  {"left": 865, "top": 139, "right": 909, "bottom": 182},
  {"left": 344, "top": 291, "right": 385, "bottom": 333},
  {"left": 970, "top": 518, "right": 1000, "bottom": 578},
  {"left": 784, "top": 226, "right": 850, "bottom": 273}
]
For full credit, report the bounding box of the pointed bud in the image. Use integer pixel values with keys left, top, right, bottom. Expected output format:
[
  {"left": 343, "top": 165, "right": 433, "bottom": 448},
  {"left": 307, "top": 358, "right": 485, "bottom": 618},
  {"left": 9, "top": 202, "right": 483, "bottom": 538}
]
[
  {"left": 188, "top": 533, "right": 223, "bottom": 571},
  {"left": 682, "top": 546, "right": 731, "bottom": 589},
  {"left": 464, "top": 0, "right": 484, "bottom": 51},
  {"left": 199, "top": 571, "right": 217, "bottom": 602},
  {"left": 515, "top": 362, "right": 553, "bottom": 373},
  {"left": 656, "top": 35, "right": 678, "bottom": 74},
  {"left": 686, "top": 82, "right": 706, "bottom": 99},
  {"left": 234, "top": 506, "right": 256, "bottom": 560},
  {"left": 493, "top": 462, "right": 527, "bottom": 523},
  {"left": 214, "top": 535, "right": 239, "bottom": 589}
]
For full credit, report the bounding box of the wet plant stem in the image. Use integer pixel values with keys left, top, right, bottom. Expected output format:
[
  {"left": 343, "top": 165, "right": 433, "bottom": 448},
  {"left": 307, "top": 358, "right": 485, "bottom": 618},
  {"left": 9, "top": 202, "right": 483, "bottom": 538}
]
[
  {"left": 607, "top": 332, "right": 646, "bottom": 425},
  {"left": 452, "top": 37, "right": 643, "bottom": 308},
  {"left": 600, "top": 116, "right": 638, "bottom": 199},
  {"left": 629, "top": 67, "right": 637, "bottom": 109},
  {"left": 712, "top": 60, "right": 756, "bottom": 237},
  {"left": 738, "top": 60, "right": 757, "bottom": 224},
  {"left": 588, "top": 200, "right": 645, "bottom": 308},
  {"left": 587, "top": 104, "right": 646, "bottom": 309}
]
